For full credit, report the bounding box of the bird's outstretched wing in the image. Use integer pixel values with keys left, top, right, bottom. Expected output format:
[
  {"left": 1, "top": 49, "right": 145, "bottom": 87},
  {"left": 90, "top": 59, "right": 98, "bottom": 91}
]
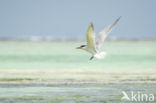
[
  {"left": 86, "top": 23, "right": 96, "bottom": 50},
  {"left": 96, "top": 17, "right": 121, "bottom": 50}
]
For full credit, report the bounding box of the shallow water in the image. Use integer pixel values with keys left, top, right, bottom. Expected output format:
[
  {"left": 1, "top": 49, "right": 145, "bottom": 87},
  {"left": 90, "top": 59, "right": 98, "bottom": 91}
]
[
  {"left": 0, "top": 41, "right": 156, "bottom": 70},
  {"left": 0, "top": 83, "right": 156, "bottom": 103},
  {"left": 0, "top": 41, "right": 156, "bottom": 103}
]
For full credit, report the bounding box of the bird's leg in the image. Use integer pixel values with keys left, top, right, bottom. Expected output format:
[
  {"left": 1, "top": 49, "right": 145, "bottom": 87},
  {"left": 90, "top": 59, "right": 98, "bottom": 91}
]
[{"left": 89, "top": 56, "right": 94, "bottom": 60}]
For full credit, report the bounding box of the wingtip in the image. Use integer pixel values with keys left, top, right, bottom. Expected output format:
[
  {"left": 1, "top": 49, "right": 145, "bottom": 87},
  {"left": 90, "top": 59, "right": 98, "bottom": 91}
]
[
  {"left": 89, "top": 22, "right": 94, "bottom": 29},
  {"left": 114, "top": 16, "right": 121, "bottom": 24},
  {"left": 90, "top": 22, "right": 94, "bottom": 26},
  {"left": 117, "top": 16, "right": 122, "bottom": 21}
]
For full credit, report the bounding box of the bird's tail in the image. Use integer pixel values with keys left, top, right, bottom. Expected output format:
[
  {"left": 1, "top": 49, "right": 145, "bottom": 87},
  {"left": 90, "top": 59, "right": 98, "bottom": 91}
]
[{"left": 94, "top": 52, "right": 107, "bottom": 59}]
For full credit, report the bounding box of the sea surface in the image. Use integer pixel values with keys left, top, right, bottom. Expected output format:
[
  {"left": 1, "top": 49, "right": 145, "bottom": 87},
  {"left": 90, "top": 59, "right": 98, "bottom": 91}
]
[
  {"left": 0, "top": 41, "right": 156, "bottom": 103},
  {"left": 0, "top": 40, "right": 156, "bottom": 70}
]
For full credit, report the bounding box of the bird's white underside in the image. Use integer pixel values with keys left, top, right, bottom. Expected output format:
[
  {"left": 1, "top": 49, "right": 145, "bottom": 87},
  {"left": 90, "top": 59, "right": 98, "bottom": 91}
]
[
  {"left": 94, "top": 52, "right": 107, "bottom": 59},
  {"left": 83, "top": 47, "right": 106, "bottom": 59}
]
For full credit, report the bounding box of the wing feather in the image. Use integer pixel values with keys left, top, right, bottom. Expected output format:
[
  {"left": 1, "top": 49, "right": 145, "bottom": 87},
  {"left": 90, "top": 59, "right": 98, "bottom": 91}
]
[
  {"left": 96, "top": 17, "right": 121, "bottom": 50},
  {"left": 86, "top": 23, "right": 96, "bottom": 49}
]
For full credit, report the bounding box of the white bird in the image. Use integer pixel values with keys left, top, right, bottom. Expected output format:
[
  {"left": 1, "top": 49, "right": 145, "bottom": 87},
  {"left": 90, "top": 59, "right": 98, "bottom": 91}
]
[{"left": 76, "top": 17, "right": 121, "bottom": 60}]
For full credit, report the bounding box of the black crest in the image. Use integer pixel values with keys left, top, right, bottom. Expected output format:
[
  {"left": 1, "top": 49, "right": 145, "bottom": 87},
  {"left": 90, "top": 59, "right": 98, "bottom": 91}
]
[{"left": 80, "top": 45, "right": 86, "bottom": 47}]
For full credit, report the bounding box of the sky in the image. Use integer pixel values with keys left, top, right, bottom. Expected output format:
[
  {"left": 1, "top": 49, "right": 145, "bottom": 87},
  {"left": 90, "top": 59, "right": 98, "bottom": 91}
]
[{"left": 0, "top": 0, "right": 156, "bottom": 39}]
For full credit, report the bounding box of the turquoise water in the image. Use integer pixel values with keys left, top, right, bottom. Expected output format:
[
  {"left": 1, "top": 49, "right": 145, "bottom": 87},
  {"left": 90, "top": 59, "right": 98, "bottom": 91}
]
[
  {"left": 0, "top": 41, "right": 156, "bottom": 70},
  {"left": 0, "top": 41, "right": 156, "bottom": 103}
]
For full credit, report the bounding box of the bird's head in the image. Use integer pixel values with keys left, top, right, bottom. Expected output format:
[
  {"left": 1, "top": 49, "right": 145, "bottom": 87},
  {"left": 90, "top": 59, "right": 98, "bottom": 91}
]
[{"left": 76, "top": 45, "right": 86, "bottom": 49}]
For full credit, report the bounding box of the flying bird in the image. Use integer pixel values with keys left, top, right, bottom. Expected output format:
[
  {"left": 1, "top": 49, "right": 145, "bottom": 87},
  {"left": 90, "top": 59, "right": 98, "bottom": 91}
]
[{"left": 76, "top": 17, "right": 121, "bottom": 60}]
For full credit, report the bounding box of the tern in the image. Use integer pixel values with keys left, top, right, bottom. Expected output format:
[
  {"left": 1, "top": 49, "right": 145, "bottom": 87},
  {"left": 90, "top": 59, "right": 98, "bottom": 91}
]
[{"left": 76, "top": 17, "right": 121, "bottom": 60}]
